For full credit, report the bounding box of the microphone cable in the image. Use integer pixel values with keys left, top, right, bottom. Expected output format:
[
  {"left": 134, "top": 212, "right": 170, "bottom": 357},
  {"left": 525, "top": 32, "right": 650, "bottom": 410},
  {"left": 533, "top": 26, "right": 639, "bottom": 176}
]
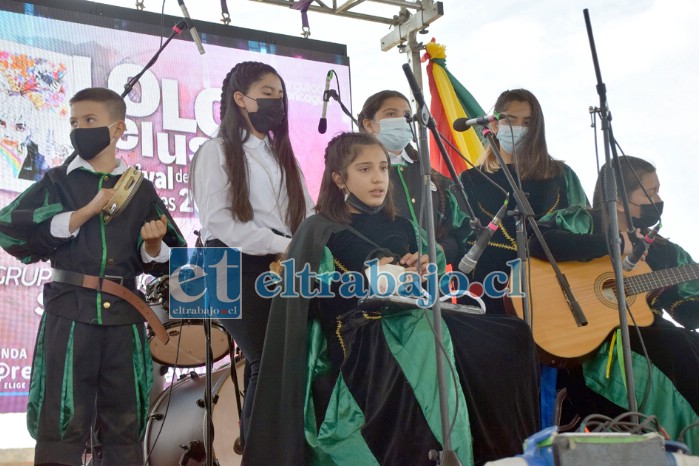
[{"left": 436, "top": 129, "right": 509, "bottom": 197}]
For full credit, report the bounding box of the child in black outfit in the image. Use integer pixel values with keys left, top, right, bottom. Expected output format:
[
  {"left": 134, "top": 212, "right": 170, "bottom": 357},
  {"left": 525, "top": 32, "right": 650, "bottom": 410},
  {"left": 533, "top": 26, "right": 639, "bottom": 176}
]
[{"left": 0, "top": 87, "right": 186, "bottom": 466}]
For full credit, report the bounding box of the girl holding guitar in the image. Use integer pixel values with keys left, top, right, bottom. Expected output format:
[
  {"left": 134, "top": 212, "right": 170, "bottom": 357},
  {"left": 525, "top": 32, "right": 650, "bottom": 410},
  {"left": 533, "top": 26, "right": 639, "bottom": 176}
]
[{"left": 529, "top": 155, "right": 699, "bottom": 452}]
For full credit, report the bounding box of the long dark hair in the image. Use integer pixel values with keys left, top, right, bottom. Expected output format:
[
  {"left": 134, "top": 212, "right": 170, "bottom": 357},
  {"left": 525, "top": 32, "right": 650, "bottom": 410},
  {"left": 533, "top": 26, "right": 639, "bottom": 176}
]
[
  {"left": 315, "top": 132, "right": 397, "bottom": 224},
  {"left": 480, "top": 88, "right": 563, "bottom": 180},
  {"left": 191, "top": 61, "right": 306, "bottom": 234}
]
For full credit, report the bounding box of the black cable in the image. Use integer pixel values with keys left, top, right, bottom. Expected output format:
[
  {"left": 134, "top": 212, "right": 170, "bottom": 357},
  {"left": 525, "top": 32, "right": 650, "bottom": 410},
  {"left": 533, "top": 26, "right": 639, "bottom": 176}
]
[
  {"left": 625, "top": 301, "right": 654, "bottom": 412},
  {"left": 419, "top": 307, "right": 463, "bottom": 442},
  {"left": 397, "top": 129, "right": 465, "bottom": 446},
  {"left": 144, "top": 247, "right": 210, "bottom": 465},
  {"left": 399, "top": 157, "right": 463, "bottom": 443},
  {"left": 616, "top": 144, "right": 663, "bottom": 222},
  {"left": 143, "top": 339, "right": 183, "bottom": 465},
  {"left": 143, "top": 306, "right": 186, "bottom": 466},
  {"left": 590, "top": 109, "right": 601, "bottom": 174},
  {"left": 581, "top": 411, "right": 665, "bottom": 436},
  {"left": 437, "top": 131, "right": 509, "bottom": 196},
  {"left": 409, "top": 166, "right": 462, "bottom": 443},
  {"left": 332, "top": 69, "right": 341, "bottom": 102},
  {"left": 525, "top": 242, "right": 534, "bottom": 331},
  {"left": 594, "top": 142, "right": 656, "bottom": 413},
  {"left": 159, "top": 0, "right": 166, "bottom": 49},
  {"left": 597, "top": 176, "right": 655, "bottom": 414},
  {"left": 498, "top": 118, "right": 523, "bottom": 190},
  {"left": 678, "top": 420, "right": 699, "bottom": 444}
]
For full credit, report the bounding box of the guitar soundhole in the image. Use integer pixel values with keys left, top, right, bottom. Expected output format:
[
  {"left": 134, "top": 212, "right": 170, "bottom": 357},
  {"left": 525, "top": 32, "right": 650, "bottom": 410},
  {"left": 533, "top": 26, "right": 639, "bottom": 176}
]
[{"left": 596, "top": 273, "right": 636, "bottom": 309}]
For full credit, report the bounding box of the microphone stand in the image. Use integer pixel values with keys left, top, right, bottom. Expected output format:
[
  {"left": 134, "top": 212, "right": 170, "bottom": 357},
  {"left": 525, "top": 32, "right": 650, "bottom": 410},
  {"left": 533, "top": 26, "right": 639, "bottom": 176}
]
[
  {"left": 401, "top": 62, "right": 461, "bottom": 466},
  {"left": 434, "top": 130, "right": 508, "bottom": 212},
  {"left": 324, "top": 89, "right": 359, "bottom": 128},
  {"left": 512, "top": 205, "right": 531, "bottom": 325},
  {"left": 584, "top": 8, "right": 638, "bottom": 414},
  {"left": 203, "top": 316, "right": 219, "bottom": 466},
  {"left": 63, "top": 19, "right": 190, "bottom": 167},
  {"left": 477, "top": 128, "right": 587, "bottom": 331},
  {"left": 417, "top": 117, "right": 481, "bottom": 234},
  {"left": 201, "top": 250, "right": 218, "bottom": 466}
]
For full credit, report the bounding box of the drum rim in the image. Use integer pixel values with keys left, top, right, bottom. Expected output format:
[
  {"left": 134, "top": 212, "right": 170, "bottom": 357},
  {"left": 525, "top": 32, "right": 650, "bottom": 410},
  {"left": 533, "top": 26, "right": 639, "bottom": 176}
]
[
  {"left": 149, "top": 321, "right": 231, "bottom": 368},
  {"left": 161, "top": 320, "right": 228, "bottom": 331}
]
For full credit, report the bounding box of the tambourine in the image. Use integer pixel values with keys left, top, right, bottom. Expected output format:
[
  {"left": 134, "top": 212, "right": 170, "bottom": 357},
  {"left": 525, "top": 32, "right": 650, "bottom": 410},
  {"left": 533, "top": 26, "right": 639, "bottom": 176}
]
[{"left": 102, "top": 166, "right": 144, "bottom": 224}]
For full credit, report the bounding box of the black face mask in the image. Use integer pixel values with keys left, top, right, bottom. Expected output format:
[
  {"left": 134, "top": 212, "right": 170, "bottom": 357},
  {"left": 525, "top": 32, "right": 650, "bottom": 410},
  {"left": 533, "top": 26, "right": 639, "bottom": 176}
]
[
  {"left": 631, "top": 201, "right": 663, "bottom": 229},
  {"left": 246, "top": 97, "right": 286, "bottom": 134},
  {"left": 346, "top": 191, "right": 385, "bottom": 215},
  {"left": 70, "top": 126, "right": 112, "bottom": 161}
]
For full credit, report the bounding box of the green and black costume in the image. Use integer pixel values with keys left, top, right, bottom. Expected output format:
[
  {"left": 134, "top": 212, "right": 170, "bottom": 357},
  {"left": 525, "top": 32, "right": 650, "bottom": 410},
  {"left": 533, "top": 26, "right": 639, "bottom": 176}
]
[
  {"left": 244, "top": 212, "right": 540, "bottom": 466},
  {"left": 0, "top": 159, "right": 186, "bottom": 465}
]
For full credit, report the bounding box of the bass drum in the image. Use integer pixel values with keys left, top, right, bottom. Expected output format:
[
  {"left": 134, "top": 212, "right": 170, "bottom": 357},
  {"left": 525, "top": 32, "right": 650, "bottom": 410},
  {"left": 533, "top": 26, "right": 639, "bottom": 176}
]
[{"left": 144, "top": 361, "right": 244, "bottom": 466}]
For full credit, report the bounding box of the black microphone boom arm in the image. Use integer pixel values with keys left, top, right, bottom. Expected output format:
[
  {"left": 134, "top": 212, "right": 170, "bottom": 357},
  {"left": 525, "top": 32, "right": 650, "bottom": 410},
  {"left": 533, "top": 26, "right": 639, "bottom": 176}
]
[{"left": 324, "top": 89, "right": 359, "bottom": 128}]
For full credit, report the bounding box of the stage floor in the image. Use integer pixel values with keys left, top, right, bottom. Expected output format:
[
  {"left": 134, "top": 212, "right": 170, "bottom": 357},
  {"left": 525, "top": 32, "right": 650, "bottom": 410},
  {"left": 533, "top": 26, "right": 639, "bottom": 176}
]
[{"left": 0, "top": 413, "right": 33, "bottom": 465}]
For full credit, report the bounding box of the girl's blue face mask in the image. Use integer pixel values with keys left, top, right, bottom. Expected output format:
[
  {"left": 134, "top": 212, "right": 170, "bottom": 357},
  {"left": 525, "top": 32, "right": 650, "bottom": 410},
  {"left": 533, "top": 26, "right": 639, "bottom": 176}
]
[
  {"left": 496, "top": 125, "right": 527, "bottom": 154},
  {"left": 376, "top": 117, "right": 413, "bottom": 152}
]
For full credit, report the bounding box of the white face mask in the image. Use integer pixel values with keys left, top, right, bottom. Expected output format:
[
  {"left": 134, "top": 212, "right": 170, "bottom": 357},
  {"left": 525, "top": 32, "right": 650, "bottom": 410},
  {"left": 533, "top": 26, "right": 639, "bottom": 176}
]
[
  {"left": 496, "top": 125, "right": 527, "bottom": 154},
  {"left": 376, "top": 117, "right": 413, "bottom": 152}
]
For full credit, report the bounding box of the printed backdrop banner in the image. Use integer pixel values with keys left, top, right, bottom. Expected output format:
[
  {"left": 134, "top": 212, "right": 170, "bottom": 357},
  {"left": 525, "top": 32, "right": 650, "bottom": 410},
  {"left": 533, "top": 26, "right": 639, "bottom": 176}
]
[{"left": 0, "top": 1, "right": 350, "bottom": 413}]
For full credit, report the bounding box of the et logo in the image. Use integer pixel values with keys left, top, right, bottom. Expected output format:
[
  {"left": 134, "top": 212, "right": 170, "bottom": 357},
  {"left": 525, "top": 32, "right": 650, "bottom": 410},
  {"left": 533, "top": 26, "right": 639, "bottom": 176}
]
[{"left": 168, "top": 247, "right": 242, "bottom": 319}]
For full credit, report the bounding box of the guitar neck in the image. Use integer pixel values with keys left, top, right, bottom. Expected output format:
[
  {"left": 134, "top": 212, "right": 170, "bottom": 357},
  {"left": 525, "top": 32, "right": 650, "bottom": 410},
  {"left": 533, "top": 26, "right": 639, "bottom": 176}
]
[{"left": 625, "top": 263, "right": 699, "bottom": 296}]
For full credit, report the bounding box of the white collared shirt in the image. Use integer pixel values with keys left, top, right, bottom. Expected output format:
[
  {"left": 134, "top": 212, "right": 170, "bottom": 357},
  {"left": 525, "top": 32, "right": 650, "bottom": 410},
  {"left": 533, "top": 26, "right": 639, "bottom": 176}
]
[
  {"left": 390, "top": 148, "right": 437, "bottom": 191},
  {"left": 192, "top": 134, "right": 315, "bottom": 255},
  {"left": 65, "top": 155, "right": 128, "bottom": 176},
  {"left": 389, "top": 149, "right": 414, "bottom": 166}
]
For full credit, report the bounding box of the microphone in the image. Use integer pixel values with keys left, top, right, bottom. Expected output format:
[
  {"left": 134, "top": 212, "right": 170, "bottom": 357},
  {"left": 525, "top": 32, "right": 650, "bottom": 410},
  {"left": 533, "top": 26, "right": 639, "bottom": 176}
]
[
  {"left": 318, "top": 70, "right": 334, "bottom": 134},
  {"left": 177, "top": 0, "right": 206, "bottom": 55},
  {"left": 402, "top": 63, "right": 426, "bottom": 109},
  {"left": 459, "top": 200, "right": 508, "bottom": 274},
  {"left": 453, "top": 112, "right": 506, "bottom": 132},
  {"left": 622, "top": 224, "right": 660, "bottom": 272}
]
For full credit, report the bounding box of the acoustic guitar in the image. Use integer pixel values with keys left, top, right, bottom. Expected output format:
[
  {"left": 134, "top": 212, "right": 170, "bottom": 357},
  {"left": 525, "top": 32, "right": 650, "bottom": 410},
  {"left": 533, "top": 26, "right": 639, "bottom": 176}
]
[{"left": 510, "top": 257, "right": 699, "bottom": 364}]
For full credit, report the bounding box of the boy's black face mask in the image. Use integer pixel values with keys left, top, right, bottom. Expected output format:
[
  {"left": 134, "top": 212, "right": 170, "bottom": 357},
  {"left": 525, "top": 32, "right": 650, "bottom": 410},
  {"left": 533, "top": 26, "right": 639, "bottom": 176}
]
[{"left": 70, "top": 126, "right": 112, "bottom": 161}]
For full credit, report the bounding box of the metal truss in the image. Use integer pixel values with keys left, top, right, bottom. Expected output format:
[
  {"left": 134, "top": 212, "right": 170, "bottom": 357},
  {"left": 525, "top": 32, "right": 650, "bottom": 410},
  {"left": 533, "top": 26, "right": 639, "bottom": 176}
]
[{"left": 249, "top": 0, "right": 443, "bottom": 51}]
